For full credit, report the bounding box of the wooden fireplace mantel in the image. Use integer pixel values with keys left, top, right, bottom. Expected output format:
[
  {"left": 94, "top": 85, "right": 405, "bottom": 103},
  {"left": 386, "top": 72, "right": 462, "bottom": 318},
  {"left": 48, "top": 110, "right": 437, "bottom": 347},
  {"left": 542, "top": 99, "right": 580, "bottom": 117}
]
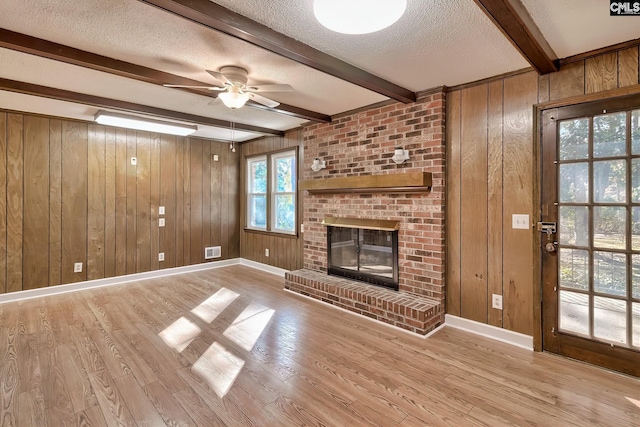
[{"left": 298, "top": 171, "right": 432, "bottom": 194}]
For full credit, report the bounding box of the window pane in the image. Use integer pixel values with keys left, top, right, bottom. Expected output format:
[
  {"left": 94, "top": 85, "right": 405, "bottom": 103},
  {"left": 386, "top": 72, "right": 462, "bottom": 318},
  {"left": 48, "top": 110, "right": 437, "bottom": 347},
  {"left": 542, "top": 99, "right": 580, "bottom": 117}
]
[
  {"left": 593, "top": 206, "right": 626, "bottom": 250},
  {"left": 275, "top": 156, "right": 295, "bottom": 192},
  {"left": 593, "top": 251, "right": 626, "bottom": 297},
  {"left": 632, "top": 254, "right": 640, "bottom": 299},
  {"left": 559, "top": 248, "right": 589, "bottom": 291},
  {"left": 633, "top": 303, "right": 640, "bottom": 348},
  {"left": 632, "top": 110, "right": 640, "bottom": 154},
  {"left": 559, "top": 118, "right": 589, "bottom": 160},
  {"left": 593, "top": 112, "right": 626, "bottom": 158},
  {"left": 559, "top": 291, "right": 589, "bottom": 336},
  {"left": 594, "top": 296, "right": 627, "bottom": 344},
  {"left": 274, "top": 194, "right": 295, "bottom": 232},
  {"left": 632, "top": 208, "right": 640, "bottom": 251},
  {"left": 249, "top": 195, "right": 266, "bottom": 229},
  {"left": 559, "top": 163, "right": 589, "bottom": 203},
  {"left": 593, "top": 160, "right": 625, "bottom": 203},
  {"left": 250, "top": 160, "right": 267, "bottom": 193},
  {"left": 559, "top": 206, "right": 589, "bottom": 246},
  {"left": 632, "top": 159, "right": 640, "bottom": 202}
]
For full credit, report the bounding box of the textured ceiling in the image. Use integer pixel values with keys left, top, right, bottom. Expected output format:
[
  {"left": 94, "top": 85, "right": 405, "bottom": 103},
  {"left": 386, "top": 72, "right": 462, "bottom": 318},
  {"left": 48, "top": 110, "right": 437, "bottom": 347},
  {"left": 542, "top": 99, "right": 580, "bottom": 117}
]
[
  {"left": 209, "top": 0, "right": 530, "bottom": 90},
  {"left": 522, "top": 0, "right": 640, "bottom": 58},
  {"left": 0, "top": 0, "right": 638, "bottom": 140}
]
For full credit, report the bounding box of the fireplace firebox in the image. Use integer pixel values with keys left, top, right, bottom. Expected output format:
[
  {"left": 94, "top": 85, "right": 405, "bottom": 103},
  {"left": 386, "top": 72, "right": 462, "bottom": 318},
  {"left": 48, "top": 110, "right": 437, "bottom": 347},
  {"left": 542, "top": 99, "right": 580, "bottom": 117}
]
[{"left": 324, "top": 217, "right": 399, "bottom": 290}]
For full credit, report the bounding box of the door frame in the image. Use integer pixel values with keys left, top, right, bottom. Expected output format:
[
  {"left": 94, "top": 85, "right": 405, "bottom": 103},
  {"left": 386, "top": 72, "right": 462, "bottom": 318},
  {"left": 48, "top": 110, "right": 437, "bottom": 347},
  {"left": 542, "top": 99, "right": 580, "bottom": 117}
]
[{"left": 535, "top": 89, "right": 640, "bottom": 375}]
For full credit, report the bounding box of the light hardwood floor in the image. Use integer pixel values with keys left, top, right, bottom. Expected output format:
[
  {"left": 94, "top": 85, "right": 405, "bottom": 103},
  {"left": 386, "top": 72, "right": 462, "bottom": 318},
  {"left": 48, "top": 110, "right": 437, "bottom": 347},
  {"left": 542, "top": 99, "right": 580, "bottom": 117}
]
[{"left": 0, "top": 265, "right": 638, "bottom": 426}]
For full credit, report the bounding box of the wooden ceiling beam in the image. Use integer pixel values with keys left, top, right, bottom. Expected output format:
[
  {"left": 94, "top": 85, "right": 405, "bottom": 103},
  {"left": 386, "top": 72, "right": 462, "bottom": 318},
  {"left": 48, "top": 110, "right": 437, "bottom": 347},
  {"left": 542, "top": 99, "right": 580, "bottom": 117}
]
[
  {"left": 0, "top": 77, "right": 284, "bottom": 136},
  {"left": 137, "top": 0, "right": 417, "bottom": 103},
  {"left": 473, "top": 0, "right": 558, "bottom": 74},
  {"left": 0, "top": 28, "right": 330, "bottom": 123}
]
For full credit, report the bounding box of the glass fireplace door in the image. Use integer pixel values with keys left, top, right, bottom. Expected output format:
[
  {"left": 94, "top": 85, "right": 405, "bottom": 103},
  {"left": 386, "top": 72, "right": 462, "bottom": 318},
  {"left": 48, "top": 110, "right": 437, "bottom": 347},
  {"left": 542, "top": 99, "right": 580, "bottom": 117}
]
[{"left": 327, "top": 226, "right": 398, "bottom": 290}]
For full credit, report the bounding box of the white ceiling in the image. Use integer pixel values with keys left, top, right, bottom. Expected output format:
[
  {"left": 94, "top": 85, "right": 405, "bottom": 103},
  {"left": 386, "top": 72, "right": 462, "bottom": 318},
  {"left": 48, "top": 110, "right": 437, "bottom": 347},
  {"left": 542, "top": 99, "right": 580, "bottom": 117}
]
[
  {"left": 0, "top": 0, "right": 639, "bottom": 141},
  {"left": 522, "top": 0, "right": 640, "bottom": 58}
]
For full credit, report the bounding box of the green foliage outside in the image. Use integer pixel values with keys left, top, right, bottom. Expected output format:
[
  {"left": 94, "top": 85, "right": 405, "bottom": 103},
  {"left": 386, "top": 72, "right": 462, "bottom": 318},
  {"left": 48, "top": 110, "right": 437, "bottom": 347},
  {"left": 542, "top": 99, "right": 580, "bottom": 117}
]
[{"left": 558, "top": 111, "right": 640, "bottom": 298}]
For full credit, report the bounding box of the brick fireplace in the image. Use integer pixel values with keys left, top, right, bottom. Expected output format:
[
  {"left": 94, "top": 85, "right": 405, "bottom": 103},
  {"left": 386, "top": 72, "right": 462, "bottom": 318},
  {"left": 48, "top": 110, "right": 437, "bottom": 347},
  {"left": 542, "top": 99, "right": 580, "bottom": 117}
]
[{"left": 285, "top": 89, "right": 446, "bottom": 335}]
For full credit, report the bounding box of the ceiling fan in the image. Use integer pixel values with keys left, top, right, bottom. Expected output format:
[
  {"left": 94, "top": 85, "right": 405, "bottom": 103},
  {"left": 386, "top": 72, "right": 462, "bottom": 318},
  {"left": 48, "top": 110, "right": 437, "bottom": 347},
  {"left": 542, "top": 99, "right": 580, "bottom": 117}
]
[{"left": 164, "top": 66, "right": 293, "bottom": 109}]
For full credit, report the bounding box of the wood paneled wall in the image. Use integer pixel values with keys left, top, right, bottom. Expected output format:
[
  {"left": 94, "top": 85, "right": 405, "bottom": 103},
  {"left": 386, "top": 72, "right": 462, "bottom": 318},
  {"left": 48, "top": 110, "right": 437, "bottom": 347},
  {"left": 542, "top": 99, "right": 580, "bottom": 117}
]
[
  {"left": 239, "top": 129, "right": 304, "bottom": 271},
  {"left": 0, "top": 110, "right": 240, "bottom": 294},
  {"left": 447, "top": 45, "right": 640, "bottom": 336}
]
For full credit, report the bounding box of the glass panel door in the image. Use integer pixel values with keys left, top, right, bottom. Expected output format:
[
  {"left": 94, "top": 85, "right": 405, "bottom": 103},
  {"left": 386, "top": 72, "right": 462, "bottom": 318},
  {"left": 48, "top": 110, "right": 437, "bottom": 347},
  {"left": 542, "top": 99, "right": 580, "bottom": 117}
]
[{"left": 541, "top": 99, "right": 640, "bottom": 377}]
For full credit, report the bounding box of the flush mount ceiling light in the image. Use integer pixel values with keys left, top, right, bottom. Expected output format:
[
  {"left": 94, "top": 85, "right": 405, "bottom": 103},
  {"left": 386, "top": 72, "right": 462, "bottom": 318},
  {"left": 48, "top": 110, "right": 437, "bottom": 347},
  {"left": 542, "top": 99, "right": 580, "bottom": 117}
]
[
  {"left": 313, "top": 0, "right": 407, "bottom": 35},
  {"left": 94, "top": 111, "right": 197, "bottom": 136}
]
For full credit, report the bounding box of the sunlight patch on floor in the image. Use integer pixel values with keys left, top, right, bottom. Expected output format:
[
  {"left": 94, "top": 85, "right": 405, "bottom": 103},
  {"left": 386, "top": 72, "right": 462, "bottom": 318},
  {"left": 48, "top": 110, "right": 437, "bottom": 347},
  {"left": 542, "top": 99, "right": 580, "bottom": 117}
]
[
  {"left": 191, "top": 287, "right": 240, "bottom": 323},
  {"left": 159, "top": 317, "right": 201, "bottom": 352},
  {"left": 192, "top": 341, "right": 245, "bottom": 398},
  {"left": 626, "top": 396, "right": 640, "bottom": 410},
  {"left": 223, "top": 302, "right": 275, "bottom": 351}
]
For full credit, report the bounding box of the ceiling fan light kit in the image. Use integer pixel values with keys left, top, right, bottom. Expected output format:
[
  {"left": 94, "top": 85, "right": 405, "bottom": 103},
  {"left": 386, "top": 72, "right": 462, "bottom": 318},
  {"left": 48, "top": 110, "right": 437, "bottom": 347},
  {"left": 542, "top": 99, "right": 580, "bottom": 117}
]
[
  {"left": 164, "top": 66, "right": 293, "bottom": 110},
  {"left": 313, "top": 0, "right": 407, "bottom": 34},
  {"left": 219, "top": 87, "right": 250, "bottom": 109},
  {"left": 94, "top": 111, "right": 197, "bottom": 136}
]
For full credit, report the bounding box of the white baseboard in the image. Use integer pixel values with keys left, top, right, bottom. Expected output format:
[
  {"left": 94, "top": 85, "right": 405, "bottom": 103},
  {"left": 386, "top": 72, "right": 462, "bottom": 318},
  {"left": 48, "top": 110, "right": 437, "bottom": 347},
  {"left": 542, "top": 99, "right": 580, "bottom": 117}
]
[
  {"left": 445, "top": 314, "right": 533, "bottom": 351},
  {"left": 239, "top": 258, "right": 288, "bottom": 277},
  {"left": 0, "top": 258, "right": 289, "bottom": 305},
  {"left": 0, "top": 258, "right": 240, "bottom": 305},
  {"left": 283, "top": 288, "right": 445, "bottom": 339}
]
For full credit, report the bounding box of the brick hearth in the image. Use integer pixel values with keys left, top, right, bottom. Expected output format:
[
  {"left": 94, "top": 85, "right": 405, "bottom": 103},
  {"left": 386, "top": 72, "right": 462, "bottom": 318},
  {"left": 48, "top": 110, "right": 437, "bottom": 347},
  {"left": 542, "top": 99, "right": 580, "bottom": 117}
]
[{"left": 285, "top": 269, "right": 442, "bottom": 335}]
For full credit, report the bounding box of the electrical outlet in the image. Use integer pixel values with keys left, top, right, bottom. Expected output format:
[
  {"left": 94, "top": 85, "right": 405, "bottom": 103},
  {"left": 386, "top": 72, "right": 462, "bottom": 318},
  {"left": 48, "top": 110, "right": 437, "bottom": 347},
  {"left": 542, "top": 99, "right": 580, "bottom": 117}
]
[
  {"left": 512, "top": 214, "right": 529, "bottom": 229},
  {"left": 159, "top": 218, "right": 165, "bottom": 227},
  {"left": 265, "top": 248, "right": 269, "bottom": 257},
  {"left": 300, "top": 223, "right": 304, "bottom": 233},
  {"left": 158, "top": 206, "right": 165, "bottom": 215},
  {"left": 73, "top": 262, "right": 83, "bottom": 273},
  {"left": 130, "top": 157, "right": 137, "bottom": 166},
  {"left": 492, "top": 294, "right": 503, "bottom": 310},
  {"left": 158, "top": 252, "right": 165, "bottom": 262}
]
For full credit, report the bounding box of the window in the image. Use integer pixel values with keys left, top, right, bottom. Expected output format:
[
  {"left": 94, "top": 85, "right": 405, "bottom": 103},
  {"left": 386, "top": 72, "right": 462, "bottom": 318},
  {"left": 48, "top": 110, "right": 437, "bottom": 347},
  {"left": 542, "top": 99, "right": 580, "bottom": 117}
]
[
  {"left": 247, "top": 156, "right": 267, "bottom": 229},
  {"left": 246, "top": 149, "right": 297, "bottom": 234}
]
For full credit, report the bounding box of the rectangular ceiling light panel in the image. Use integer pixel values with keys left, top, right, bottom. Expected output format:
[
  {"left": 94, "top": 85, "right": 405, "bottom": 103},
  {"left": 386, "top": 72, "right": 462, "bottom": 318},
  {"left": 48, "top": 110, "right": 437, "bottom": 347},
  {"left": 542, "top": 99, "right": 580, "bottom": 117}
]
[{"left": 95, "top": 110, "right": 197, "bottom": 136}]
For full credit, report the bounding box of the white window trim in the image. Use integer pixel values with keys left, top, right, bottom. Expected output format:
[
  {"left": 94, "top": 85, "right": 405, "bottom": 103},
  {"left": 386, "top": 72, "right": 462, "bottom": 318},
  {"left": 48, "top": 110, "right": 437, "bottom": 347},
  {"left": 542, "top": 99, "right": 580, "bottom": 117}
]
[
  {"left": 245, "top": 149, "right": 297, "bottom": 235},
  {"left": 271, "top": 150, "right": 297, "bottom": 235},
  {"left": 246, "top": 155, "right": 267, "bottom": 231}
]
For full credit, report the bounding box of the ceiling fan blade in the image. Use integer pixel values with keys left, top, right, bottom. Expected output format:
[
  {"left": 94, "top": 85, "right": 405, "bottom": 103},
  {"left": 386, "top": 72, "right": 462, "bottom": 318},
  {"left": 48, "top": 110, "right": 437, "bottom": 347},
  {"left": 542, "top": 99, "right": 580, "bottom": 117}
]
[
  {"left": 163, "top": 84, "right": 226, "bottom": 90},
  {"left": 248, "top": 92, "right": 280, "bottom": 108},
  {"left": 246, "top": 84, "right": 294, "bottom": 93},
  {"left": 206, "top": 70, "right": 230, "bottom": 85}
]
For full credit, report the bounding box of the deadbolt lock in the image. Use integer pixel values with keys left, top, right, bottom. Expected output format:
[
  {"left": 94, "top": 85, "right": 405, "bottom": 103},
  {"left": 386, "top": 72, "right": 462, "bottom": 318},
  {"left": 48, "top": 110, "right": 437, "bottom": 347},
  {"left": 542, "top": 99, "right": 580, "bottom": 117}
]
[{"left": 537, "top": 221, "right": 557, "bottom": 234}]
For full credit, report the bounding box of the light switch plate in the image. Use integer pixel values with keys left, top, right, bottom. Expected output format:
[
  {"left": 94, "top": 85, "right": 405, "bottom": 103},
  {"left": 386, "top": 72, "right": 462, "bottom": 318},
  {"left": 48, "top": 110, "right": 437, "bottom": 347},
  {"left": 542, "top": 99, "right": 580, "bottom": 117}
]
[
  {"left": 159, "top": 206, "right": 165, "bottom": 215},
  {"left": 131, "top": 157, "right": 137, "bottom": 165},
  {"left": 159, "top": 218, "right": 165, "bottom": 227},
  {"left": 213, "top": 154, "right": 219, "bottom": 161},
  {"left": 512, "top": 214, "right": 529, "bottom": 229}
]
